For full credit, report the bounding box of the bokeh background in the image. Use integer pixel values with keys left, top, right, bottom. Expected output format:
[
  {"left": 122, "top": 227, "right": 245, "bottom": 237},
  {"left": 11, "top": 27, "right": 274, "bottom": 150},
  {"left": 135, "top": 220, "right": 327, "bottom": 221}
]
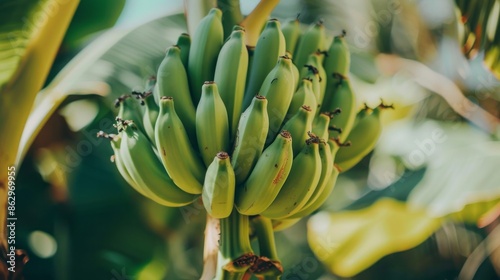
[{"left": 4, "top": 0, "right": 500, "bottom": 279}]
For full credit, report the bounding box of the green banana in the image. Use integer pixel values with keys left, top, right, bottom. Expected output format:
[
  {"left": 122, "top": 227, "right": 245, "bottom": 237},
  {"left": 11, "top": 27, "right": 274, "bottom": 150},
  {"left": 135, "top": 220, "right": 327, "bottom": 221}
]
[
  {"left": 156, "top": 46, "right": 197, "bottom": 144},
  {"left": 281, "top": 18, "right": 301, "bottom": 55},
  {"left": 214, "top": 29, "right": 248, "bottom": 139},
  {"left": 296, "top": 139, "right": 333, "bottom": 212},
  {"left": 217, "top": 0, "right": 243, "bottom": 39},
  {"left": 231, "top": 95, "right": 269, "bottom": 185},
  {"left": 188, "top": 8, "right": 224, "bottom": 104},
  {"left": 243, "top": 19, "right": 286, "bottom": 109},
  {"left": 271, "top": 218, "right": 301, "bottom": 231},
  {"left": 259, "top": 55, "right": 295, "bottom": 144},
  {"left": 196, "top": 82, "right": 230, "bottom": 167},
  {"left": 281, "top": 105, "right": 314, "bottom": 156},
  {"left": 261, "top": 134, "right": 322, "bottom": 219},
  {"left": 323, "top": 32, "right": 350, "bottom": 77},
  {"left": 114, "top": 94, "right": 145, "bottom": 135},
  {"left": 202, "top": 152, "right": 235, "bottom": 219},
  {"left": 155, "top": 97, "right": 205, "bottom": 194},
  {"left": 293, "top": 21, "right": 326, "bottom": 71},
  {"left": 139, "top": 91, "right": 158, "bottom": 145},
  {"left": 300, "top": 65, "right": 321, "bottom": 107},
  {"left": 235, "top": 131, "right": 293, "bottom": 215},
  {"left": 216, "top": 211, "right": 257, "bottom": 279},
  {"left": 302, "top": 52, "right": 327, "bottom": 107},
  {"left": 287, "top": 163, "right": 340, "bottom": 219},
  {"left": 312, "top": 112, "right": 331, "bottom": 140},
  {"left": 321, "top": 76, "right": 357, "bottom": 142},
  {"left": 117, "top": 120, "right": 198, "bottom": 207},
  {"left": 176, "top": 33, "right": 191, "bottom": 70},
  {"left": 98, "top": 132, "right": 148, "bottom": 197},
  {"left": 335, "top": 105, "right": 384, "bottom": 172},
  {"left": 288, "top": 52, "right": 300, "bottom": 90},
  {"left": 287, "top": 78, "right": 317, "bottom": 120}
]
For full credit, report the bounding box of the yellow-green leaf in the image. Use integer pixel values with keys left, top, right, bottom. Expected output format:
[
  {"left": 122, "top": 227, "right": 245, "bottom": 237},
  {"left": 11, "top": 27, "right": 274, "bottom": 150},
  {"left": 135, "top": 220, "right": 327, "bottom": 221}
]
[{"left": 307, "top": 198, "right": 441, "bottom": 277}]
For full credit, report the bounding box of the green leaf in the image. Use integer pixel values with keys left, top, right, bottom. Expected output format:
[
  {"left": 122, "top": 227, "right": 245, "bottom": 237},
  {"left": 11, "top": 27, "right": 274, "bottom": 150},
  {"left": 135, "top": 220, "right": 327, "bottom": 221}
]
[
  {"left": 17, "top": 9, "right": 187, "bottom": 164},
  {"left": 376, "top": 120, "right": 500, "bottom": 221}
]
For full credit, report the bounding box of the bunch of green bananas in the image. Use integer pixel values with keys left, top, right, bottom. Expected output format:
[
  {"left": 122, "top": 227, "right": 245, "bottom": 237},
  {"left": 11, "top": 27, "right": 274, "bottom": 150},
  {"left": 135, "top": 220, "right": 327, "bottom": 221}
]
[{"left": 98, "top": 7, "right": 391, "bottom": 279}]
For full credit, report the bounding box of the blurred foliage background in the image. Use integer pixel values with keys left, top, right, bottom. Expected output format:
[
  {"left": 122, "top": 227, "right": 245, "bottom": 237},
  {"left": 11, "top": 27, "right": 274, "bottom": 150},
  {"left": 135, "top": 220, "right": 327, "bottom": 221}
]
[{"left": 3, "top": 0, "right": 500, "bottom": 279}]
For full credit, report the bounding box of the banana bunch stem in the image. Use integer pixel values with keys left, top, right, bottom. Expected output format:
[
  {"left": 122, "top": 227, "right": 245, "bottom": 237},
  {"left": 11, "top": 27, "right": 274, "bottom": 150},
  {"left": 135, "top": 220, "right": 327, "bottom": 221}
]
[{"left": 215, "top": 211, "right": 256, "bottom": 280}]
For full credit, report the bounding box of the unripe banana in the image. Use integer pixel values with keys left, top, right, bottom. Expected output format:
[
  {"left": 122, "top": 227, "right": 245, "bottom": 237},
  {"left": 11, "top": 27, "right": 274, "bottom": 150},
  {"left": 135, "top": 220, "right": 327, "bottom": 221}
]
[
  {"left": 99, "top": 132, "right": 148, "bottom": 197},
  {"left": 155, "top": 97, "right": 205, "bottom": 194},
  {"left": 115, "top": 94, "right": 145, "bottom": 135},
  {"left": 214, "top": 29, "right": 248, "bottom": 139},
  {"left": 259, "top": 56, "right": 295, "bottom": 144},
  {"left": 243, "top": 19, "right": 286, "bottom": 109},
  {"left": 323, "top": 33, "right": 350, "bottom": 77},
  {"left": 287, "top": 163, "right": 340, "bottom": 219},
  {"left": 321, "top": 76, "right": 357, "bottom": 142},
  {"left": 293, "top": 21, "right": 326, "bottom": 71},
  {"left": 302, "top": 52, "right": 327, "bottom": 107},
  {"left": 140, "top": 92, "right": 159, "bottom": 145},
  {"left": 188, "top": 8, "right": 224, "bottom": 104},
  {"left": 300, "top": 65, "right": 321, "bottom": 106},
  {"left": 176, "top": 33, "right": 191, "bottom": 70},
  {"left": 272, "top": 218, "right": 301, "bottom": 231},
  {"left": 335, "top": 106, "right": 383, "bottom": 172},
  {"left": 296, "top": 140, "right": 333, "bottom": 212},
  {"left": 156, "top": 46, "right": 197, "bottom": 144},
  {"left": 282, "top": 105, "right": 314, "bottom": 156},
  {"left": 261, "top": 135, "right": 322, "bottom": 219},
  {"left": 202, "top": 152, "right": 235, "bottom": 218},
  {"left": 312, "top": 112, "right": 332, "bottom": 140},
  {"left": 231, "top": 95, "right": 269, "bottom": 185},
  {"left": 217, "top": 0, "right": 243, "bottom": 39},
  {"left": 281, "top": 18, "right": 301, "bottom": 55},
  {"left": 117, "top": 120, "right": 198, "bottom": 207},
  {"left": 196, "top": 82, "right": 230, "bottom": 167},
  {"left": 288, "top": 51, "right": 300, "bottom": 90},
  {"left": 287, "top": 78, "right": 317, "bottom": 120},
  {"left": 235, "top": 131, "right": 293, "bottom": 215}
]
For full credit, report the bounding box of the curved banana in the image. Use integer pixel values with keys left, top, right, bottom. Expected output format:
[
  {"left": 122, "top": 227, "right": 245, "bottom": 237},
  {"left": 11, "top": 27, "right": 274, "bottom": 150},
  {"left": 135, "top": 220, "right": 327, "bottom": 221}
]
[
  {"left": 287, "top": 78, "right": 317, "bottom": 120},
  {"left": 297, "top": 140, "right": 333, "bottom": 212},
  {"left": 214, "top": 28, "right": 248, "bottom": 139},
  {"left": 217, "top": 0, "right": 243, "bottom": 39},
  {"left": 335, "top": 105, "right": 382, "bottom": 172},
  {"left": 293, "top": 21, "right": 326, "bottom": 71},
  {"left": 117, "top": 120, "right": 199, "bottom": 207},
  {"left": 176, "top": 33, "right": 191, "bottom": 70},
  {"left": 258, "top": 55, "right": 295, "bottom": 144},
  {"left": 114, "top": 94, "right": 145, "bottom": 135},
  {"left": 156, "top": 46, "right": 197, "bottom": 144},
  {"left": 281, "top": 18, "right": 301, "bottom": 55},
  {"left": 323, "top": 32, "right": 350, "bottom": 77},
  {"left": 312, "top": 112, "right": 332, "bottom": 140},
  {"left": 196, "top": 82, "right": 230, "bottom": 167},
  {"left": 300, "top": 64, "right": 321, "bottom": 106},
  {"left": 271, "top": 218, "right": 301, "bottom": 231},
  {"left": 287, "top": 164, "right": 340, "bottom": 219},
  {"left": 262, "top": 134, "right": 322, "bottom": 219},
  {"left": 281, "top": 105, "right": 314, "bottom": 156},
  {"left": 235, "top": 131, "right": 293, "bottom": 215},
  {"left": 321, "top": 76, "right": 357, "bottom": 142},
  {"left": 302, "top": 52, "right": 327, "bottom": 107},
  {"left": 155, "top": 97, "right": 205, "bottom": 194},
  {"left": 202, "top": 152, "right": 235, "bottom": 218},
  {"left": 288, "top": 51, "right": 300, "bottom": 90},
  {"left": 188, "top": 8, "right": 224, "bottom": 104},
  {"left": 98, "top": 132, "right": 148, "bottom": 197},
  {"left": 243, "top": 19, "right": 286, "bottom": 110},
  {"left": 231, "top": 95, "right": 269, "bottom": 185}
]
